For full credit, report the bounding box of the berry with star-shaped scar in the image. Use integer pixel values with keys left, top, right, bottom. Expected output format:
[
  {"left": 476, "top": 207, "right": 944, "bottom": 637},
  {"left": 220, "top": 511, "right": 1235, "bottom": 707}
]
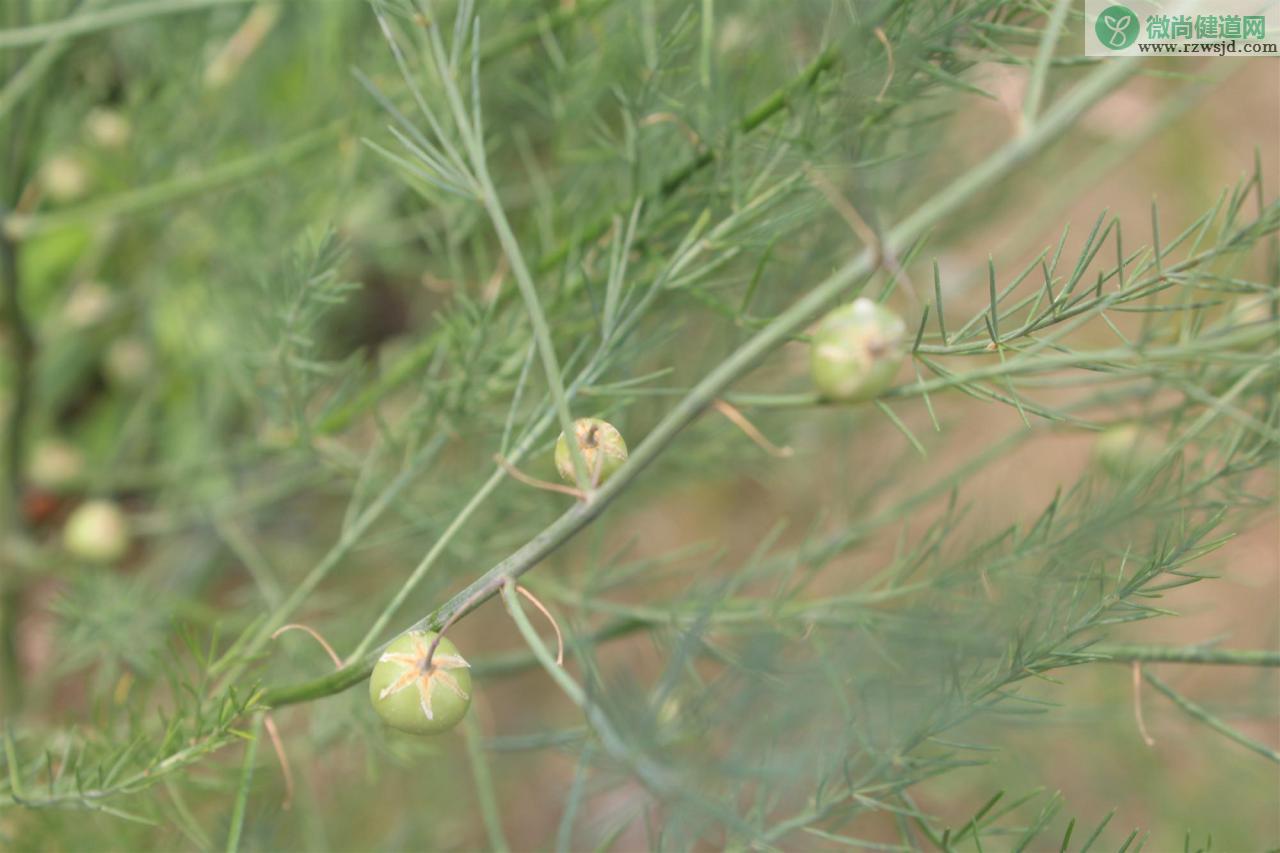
[
  {"left": 554, "top": 417, "right": 628, "bottom": 486},
  {"left": 368, "top": 630, "right": 472, "bottom": 735}
]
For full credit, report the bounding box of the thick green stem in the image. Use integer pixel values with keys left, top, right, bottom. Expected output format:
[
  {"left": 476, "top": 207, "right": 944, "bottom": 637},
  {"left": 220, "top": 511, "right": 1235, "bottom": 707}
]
[
  {"left": 1094, "top": 644, "right": 1280, "bottom": 667},
  {"left": 0, "top": 218, "right": 30, "bottom": 523},
  {"left": 0, "top": 209, "right": 32, "bottom": 714},
  {"left": 462, "top": 631, "right": 1279, "bottom": 684}
]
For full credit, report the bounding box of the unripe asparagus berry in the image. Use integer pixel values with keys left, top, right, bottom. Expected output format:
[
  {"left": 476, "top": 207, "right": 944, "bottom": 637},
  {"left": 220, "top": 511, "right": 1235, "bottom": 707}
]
[
  {"left": 63, "top": 499, "right": 131, "bottom": 563},
  {"left": 104, "top": 337, "right": 153, "bottom": 387},
  {"left": 40, "top": 154, "right": 90, "bottom": 202},
  {"left": 1093, "top": 424, "right": 1164, "bottom": 479},
  {"left": 369, "top": 631, "right": 472, "bottom": 735},
  {"left": 84, "top": 108, "right": 132, "bottom": 149},
  {"left": 809, "top": 297, "right": 907, "bottom": 402},
  {"left": 554, "top": 418, "right": 628, "bottom": 485},
  {"left": 63, "top": 281, "right": 115, "bottom": 329},
  {"left": 28, "top": 439, "right": 84, "bottom": 492}
]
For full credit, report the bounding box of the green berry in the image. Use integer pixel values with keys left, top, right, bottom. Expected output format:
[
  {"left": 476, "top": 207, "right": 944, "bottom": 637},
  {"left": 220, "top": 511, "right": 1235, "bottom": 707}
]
[
  {"left": 369, "top": 631, "right": 472, "bottom": 735},
  {"left": 554, "top": 418, "right": 628, "bottom": 485},
  {"left": 809, "top": 297, "right": 907, "bottom": 402},
  {"left": 63, "top": 499, "right": 131, "bottom": 563},
  {"left": 1093, "top": 424, "right": 1164, "bottom": 479},
  {"left": 40, "top": 154, "right": 90, "bottom": 202},
  {"left": 28, "top": 438, "right": 84, "bottom": 493},
  {"left": 63, "top": 280, "right": 115, "bottom": 329},
  {"left": 84, "top": 108, "right": 132, "bottom": 149},
  {"left": 104, "top": 337, "right": 153, "bottom": 387}
]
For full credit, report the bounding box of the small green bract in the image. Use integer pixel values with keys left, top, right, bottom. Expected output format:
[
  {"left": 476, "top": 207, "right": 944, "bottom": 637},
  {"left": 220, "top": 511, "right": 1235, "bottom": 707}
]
[
  {"left": 554, "top": 417, "right": 628, "bottom": 485},
  {"left": 809, "top": 297, "right": 907, "bottom": 402},
  {"left": 369, "top": 630, "right": 472, "bottom": 735}
]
